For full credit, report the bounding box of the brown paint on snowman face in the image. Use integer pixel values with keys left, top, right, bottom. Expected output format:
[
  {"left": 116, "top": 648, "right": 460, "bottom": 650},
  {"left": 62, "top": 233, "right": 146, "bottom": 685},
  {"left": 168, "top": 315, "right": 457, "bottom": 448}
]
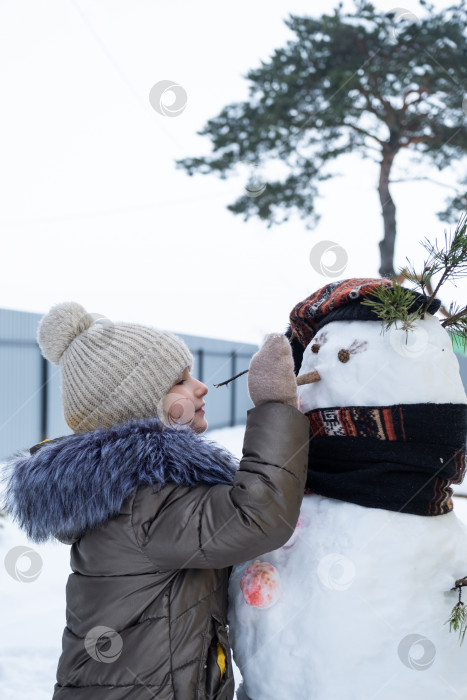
[
  {"left": 310, "top": 331, "right": 328, "bottom": 355},
  {"left": 346, "top": 339, "right": 368, "bottom": 357},
  {"left": 311, "top": 333, "right": 368, "bottom": 362},
  {"left": 298, "top": 335, "right": 369, "bottom": 385}
]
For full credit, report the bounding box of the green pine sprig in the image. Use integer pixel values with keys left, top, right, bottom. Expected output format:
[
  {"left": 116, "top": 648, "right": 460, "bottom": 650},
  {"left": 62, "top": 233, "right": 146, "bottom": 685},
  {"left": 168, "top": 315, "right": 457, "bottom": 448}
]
[
  {"left": 446, "top": 602, "right": 467, "bottom": 645},
  {"left": 444, "top": 302, "right": 467, "bottom": 353},
  {"left": 362, "top": 213, "right": 467, "bottom": 340},
  {"left": 446, "top": 577, "right": 467, "bottom": 646},
  {"left": 361, "top": 280, "right": 425, "bottom": 332},
  {"left": 402, "top": 212, "right": 467, "bottom": 329}
]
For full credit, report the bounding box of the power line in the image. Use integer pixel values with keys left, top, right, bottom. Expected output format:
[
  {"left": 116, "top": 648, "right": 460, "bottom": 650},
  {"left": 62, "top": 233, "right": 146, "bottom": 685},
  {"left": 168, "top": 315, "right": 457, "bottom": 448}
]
[
  {"left": 68, "top": 0, "right": 188, "bottom": 154},
  {"left": 0, "top": 189, "right": 238, "bottom": 227}
]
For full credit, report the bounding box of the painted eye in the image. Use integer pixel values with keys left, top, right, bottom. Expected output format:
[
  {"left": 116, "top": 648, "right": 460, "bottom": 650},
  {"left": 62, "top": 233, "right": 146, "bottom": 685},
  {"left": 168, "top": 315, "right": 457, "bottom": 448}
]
[
  {"left": 338, "top": 349, "right": 350, "bottom": 363},
  {"left": 311, "top": 343, "right": 320, "bottom": 354}
]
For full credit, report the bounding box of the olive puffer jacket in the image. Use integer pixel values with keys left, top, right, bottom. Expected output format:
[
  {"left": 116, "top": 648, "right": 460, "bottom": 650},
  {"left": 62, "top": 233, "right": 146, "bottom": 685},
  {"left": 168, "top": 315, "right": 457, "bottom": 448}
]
[{"left": 2, "top": 402, "right": 309, "bottom": 699}]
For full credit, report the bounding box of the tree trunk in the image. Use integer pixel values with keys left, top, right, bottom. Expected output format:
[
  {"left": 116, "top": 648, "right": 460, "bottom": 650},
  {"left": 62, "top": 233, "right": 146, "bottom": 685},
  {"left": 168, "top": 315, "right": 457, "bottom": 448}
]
[{"left": 377, "top": 147, "right": 397, "bottom": 277}]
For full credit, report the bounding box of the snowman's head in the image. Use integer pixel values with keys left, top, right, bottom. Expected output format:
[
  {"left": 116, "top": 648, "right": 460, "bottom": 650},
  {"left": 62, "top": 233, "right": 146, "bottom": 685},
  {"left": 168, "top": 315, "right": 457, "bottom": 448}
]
[
  {"left": 297, "top": 314, "right": 467, "bottom": 411},
  {"left": 288, "top": 278, "right": 467, "bottom": 411}
]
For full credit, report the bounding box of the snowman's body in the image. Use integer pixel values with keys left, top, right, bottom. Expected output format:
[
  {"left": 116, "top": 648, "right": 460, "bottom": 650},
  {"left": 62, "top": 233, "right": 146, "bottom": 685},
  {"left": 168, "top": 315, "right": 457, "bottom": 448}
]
[{"left": 228, "top": 315, "right": 467, "bottom": 700}]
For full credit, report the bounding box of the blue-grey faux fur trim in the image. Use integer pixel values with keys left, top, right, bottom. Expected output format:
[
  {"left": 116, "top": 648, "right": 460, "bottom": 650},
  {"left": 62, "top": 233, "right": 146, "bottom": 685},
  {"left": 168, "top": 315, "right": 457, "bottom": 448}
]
[{"left": 0, "top": 417, "right": 238, "bottom": 544}]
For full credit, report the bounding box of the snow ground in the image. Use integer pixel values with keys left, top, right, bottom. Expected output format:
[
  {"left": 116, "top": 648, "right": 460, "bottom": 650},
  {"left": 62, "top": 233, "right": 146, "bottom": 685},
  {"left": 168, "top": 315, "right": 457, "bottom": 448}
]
[{"left": 1, "top": 424, "right": 466, "bottom": 699}]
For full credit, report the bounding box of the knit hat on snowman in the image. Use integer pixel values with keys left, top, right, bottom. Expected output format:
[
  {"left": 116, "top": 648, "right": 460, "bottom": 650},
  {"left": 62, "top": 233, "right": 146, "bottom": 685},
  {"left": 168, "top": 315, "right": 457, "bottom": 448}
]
[
  {"left": 37, "top": 302, "right": 193, "bottom": 433},
  {"left": 287, "top": 277, "right": 441, "bottom": 373}
]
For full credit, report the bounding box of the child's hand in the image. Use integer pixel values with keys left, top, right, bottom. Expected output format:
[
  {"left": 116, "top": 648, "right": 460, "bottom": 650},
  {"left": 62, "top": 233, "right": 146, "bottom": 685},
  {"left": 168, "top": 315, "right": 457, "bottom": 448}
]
[{"left": 248, "top": 334, "right": 298, "bottom": 408}]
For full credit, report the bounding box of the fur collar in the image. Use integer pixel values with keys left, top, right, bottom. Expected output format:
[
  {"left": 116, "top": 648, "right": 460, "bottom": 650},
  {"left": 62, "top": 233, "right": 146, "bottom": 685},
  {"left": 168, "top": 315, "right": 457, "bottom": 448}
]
[{"left": 1, "top": 418, "right": 238, "bottom": 544}]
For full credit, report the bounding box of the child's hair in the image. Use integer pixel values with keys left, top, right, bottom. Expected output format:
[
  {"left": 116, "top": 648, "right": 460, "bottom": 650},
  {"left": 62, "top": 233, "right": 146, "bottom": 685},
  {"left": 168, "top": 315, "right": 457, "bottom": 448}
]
[{"left": 37, "top": 301, "right": 193, "bottom": 433}]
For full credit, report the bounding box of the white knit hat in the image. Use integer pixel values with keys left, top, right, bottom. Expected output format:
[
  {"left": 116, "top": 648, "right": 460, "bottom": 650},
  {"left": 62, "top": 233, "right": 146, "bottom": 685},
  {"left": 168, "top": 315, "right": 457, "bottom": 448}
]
[{"left": 37, "top": 302, "right": 193, "bottom": 433}]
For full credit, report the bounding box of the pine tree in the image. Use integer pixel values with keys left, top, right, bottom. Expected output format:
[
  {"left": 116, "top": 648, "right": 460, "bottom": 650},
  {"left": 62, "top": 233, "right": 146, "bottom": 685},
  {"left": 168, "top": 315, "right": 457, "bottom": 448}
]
[{"left": 177, "top": 0, "right": 467, "bottom": 276}]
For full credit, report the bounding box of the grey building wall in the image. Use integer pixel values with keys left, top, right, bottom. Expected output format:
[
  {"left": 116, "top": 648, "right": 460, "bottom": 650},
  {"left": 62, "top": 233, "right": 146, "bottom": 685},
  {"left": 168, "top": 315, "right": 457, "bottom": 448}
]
[{"left": 0, "top": 308, "right": 257, "bottom": 461}]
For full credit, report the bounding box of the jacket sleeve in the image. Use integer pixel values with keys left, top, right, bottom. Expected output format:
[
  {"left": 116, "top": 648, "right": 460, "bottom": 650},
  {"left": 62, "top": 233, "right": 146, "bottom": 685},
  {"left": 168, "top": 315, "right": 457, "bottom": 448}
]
[{"left": 132, "top": 401, "right": 310, "bottom": 570}]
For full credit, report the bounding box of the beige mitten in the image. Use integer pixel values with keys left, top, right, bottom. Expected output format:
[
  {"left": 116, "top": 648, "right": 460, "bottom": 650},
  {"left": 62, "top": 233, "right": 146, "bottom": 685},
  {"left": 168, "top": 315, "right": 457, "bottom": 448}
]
[{"left": 248, "top": 333, "right": 298, "bottom": 408}]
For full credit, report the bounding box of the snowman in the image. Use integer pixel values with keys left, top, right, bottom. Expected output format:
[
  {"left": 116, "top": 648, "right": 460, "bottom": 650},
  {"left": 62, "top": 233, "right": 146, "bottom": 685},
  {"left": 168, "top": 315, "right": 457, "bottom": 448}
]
[{"left": 228, "top": 278, "right": 467, "bottom": 700}]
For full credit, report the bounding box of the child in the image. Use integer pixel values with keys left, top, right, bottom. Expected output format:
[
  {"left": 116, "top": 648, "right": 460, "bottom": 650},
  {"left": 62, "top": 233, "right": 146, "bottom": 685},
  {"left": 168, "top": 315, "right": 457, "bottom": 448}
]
[{"left": 1, "top": 301, "right": 309, "bottom": 700}]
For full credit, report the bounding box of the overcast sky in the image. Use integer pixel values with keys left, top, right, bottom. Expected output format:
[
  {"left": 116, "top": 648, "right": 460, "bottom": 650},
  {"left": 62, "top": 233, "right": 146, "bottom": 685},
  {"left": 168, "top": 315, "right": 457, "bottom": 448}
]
[{"left": 1, "top": 0, "right": 465, "bottom": 344}]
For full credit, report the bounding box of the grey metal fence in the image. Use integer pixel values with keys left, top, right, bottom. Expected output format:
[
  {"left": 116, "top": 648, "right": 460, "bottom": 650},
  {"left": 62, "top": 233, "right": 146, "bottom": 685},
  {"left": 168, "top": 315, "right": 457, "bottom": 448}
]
[
  {"left": 459, "top": 354, "right": 467, "bottom": 389},
  {"left": 0, "top": 308, "right": 257, "bottom": 461}
]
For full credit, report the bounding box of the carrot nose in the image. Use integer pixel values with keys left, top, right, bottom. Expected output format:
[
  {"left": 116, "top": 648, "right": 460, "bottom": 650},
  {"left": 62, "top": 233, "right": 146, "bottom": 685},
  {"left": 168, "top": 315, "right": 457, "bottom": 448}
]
[{"left": 296, "top": 370, "right": 321, "bottom": 386}]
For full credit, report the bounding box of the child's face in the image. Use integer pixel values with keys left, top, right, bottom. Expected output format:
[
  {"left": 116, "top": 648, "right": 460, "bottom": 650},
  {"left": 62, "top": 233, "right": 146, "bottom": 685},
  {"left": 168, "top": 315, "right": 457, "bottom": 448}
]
[{"left": 162, "top": 367, "right": 209, "bottom": 433}]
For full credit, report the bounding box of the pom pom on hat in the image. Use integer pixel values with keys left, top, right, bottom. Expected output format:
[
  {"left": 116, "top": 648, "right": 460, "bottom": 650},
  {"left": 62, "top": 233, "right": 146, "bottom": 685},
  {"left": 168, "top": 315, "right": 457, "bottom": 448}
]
[{"left": 37, "top": 301, "right": 95, "bottom": 365}]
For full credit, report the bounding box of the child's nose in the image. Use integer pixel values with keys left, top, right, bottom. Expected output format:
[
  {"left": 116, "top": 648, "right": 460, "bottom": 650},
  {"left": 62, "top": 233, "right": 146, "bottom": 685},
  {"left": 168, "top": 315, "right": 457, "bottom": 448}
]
[{"left": 197, "top": 381, "right": 208, "bottom": 396}]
